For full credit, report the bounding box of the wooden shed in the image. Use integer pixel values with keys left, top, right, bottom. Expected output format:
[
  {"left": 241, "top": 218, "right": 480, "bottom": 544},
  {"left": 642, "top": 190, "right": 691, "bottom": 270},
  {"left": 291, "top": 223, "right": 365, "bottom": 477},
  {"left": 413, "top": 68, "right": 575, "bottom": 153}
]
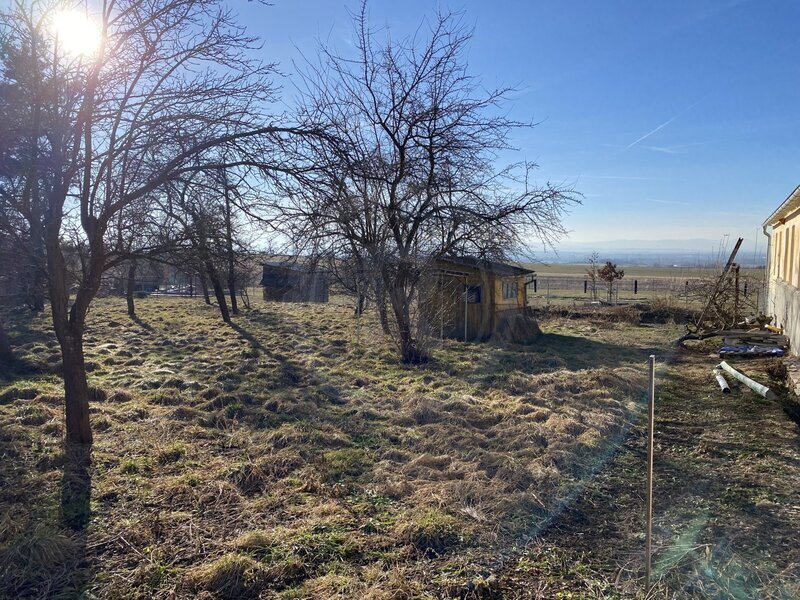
[
  {"left": 424, "top": 256, "right": 540, "bottom": 343},
  {"left": 260, "top": 261, "right": 329, "bottom": 303}
]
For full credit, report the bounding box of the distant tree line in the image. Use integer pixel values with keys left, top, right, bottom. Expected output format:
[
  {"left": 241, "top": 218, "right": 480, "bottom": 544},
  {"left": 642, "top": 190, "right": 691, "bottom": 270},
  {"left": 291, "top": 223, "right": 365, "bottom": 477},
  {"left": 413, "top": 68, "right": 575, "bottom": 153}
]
[{"left": 0, "top": 0, "right": 577, "bottom": 446}]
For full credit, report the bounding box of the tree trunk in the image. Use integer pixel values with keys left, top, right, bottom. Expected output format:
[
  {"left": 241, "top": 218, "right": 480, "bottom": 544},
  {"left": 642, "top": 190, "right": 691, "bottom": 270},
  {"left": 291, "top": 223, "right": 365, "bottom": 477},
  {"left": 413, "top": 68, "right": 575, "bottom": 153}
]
[
  {"left": 126, "top": 260, "right": 137, "bottom": 316},
  {"left": 354, "top": 292, "right": 367, "bottom": 316},
  {"left": 198, "top": 271, "right": 211, "bottom": 304},
  {"left": 45, "top": 192, "right": 96, "bottom": 447},
  {"left": 374, "top": 279, "right": 391, "bottom": 335},
  {"left": 227, "top": 273, "right": 238, "bottom": 315},
  {"left": 223, "top": 176, "right": 239, "bottom": 315},
  {"left": 60, "top": 332, "right": 93, "bottom": 445},
  {"left": 0, "top": 320, "right": 13, "bottom": 363},
  {"left": 388, "top": 284, "right": 427, "bottom": 364},
  {"left": 205, "top": 262, "right": 231, "bottom": 323},
  {"left": 378, "top": 302, "right": 391, "bottom": 335}
]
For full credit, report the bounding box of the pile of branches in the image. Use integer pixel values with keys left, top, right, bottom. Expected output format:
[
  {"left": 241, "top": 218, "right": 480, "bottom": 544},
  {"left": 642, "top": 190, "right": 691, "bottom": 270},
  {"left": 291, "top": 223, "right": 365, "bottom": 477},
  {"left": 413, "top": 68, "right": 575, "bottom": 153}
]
[{"left": 685, "top": 268, "right": 759, "bottom": 333}]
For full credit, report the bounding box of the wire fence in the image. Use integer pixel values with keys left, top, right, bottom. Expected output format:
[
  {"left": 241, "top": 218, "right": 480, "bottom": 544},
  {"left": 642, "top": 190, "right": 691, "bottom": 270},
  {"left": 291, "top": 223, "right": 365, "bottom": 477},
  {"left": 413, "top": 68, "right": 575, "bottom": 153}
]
[{"left": 528, "top": 273, "right": 765, "bottom": 310}]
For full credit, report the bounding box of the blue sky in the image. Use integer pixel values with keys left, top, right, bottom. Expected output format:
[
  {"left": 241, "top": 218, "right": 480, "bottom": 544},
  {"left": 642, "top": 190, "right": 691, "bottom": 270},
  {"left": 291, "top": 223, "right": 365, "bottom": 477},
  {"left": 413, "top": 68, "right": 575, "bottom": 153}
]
[{"left": 243, "top": 1, "right": 800, "bottom": 246}]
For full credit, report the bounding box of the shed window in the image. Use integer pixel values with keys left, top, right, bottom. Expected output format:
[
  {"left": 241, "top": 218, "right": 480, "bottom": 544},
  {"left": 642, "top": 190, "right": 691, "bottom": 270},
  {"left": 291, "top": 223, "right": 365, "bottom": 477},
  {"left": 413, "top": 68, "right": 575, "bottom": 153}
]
[
  {"left": 502, "top": 281, "right": 517, "bottom": 300},
  {"left": 465, "top": 284, "right": 481, "bottom": 303}
]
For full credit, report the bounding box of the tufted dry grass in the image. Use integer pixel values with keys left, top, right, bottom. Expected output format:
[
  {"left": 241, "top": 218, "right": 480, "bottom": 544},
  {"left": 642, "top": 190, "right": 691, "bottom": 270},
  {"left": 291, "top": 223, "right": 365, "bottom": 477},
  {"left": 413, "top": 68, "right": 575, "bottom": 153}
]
[{"left": 0, "top": 296, "right": 672, "bottom": 598}]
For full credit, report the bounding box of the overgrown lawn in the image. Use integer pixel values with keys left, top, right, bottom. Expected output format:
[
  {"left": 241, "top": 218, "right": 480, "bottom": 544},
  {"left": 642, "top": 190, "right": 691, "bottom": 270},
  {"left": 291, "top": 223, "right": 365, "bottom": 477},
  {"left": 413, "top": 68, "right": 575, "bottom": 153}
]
[{"left": 0, "top": 297, "right": 672, "bottom": 598}]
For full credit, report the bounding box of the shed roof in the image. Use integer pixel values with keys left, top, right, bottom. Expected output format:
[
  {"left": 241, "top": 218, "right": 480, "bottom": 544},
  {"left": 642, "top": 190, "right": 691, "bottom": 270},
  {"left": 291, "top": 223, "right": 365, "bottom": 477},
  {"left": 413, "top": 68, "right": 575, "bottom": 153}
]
[
  {"left": 763, "top": 185, "right": 800, "bottom": 227},
  {"left": 262, "top": 260, "right": 328, "bottom": 273},
  {"left": 435, "top": 256, "right": 535, "bottom": 277}
]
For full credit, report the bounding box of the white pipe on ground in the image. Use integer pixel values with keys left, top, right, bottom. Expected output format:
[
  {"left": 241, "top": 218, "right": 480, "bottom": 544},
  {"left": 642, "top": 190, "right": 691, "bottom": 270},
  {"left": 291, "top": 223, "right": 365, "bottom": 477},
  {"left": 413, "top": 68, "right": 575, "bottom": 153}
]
[
  {"left": 712, "top": 369, "right": 731, "bottom": 394},
  {"left": 717, "top": 361, "right": 776, "bottom": 400}
]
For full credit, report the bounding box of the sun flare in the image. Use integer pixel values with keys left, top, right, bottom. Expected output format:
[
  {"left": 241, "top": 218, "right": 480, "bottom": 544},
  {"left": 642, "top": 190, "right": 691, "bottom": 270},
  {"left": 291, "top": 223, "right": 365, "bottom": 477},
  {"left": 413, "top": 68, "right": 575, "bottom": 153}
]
[{"left": 51, "top": 9, "right": 102, "bottom": 57}]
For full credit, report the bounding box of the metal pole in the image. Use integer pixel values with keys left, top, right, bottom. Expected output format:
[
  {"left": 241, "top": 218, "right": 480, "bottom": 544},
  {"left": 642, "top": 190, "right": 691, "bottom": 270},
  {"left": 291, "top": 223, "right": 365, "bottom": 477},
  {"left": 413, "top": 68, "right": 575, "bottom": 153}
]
[{"left": 645, "top": 355, "right": 655, "bottom": 592}]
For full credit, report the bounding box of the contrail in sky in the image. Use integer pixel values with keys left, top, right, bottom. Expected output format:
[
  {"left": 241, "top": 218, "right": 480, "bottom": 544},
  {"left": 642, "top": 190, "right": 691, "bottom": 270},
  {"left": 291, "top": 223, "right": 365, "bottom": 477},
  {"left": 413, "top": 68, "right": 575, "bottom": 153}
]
[{"left": 625, "top": 100, "right": 702, "bottom": 150}]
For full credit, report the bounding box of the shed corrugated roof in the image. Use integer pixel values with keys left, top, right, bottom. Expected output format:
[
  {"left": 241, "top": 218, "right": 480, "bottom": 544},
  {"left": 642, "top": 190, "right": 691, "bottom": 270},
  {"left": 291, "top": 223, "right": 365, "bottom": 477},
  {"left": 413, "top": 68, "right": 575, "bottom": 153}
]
[{"left": 435, "top": 256, "right": 535, "bottom": 276}]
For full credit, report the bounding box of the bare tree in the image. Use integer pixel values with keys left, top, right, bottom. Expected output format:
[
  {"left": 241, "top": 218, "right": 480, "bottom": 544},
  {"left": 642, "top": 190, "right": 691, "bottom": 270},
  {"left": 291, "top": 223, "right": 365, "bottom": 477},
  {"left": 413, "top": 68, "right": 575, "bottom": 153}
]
[
  {"left": 598, "top": 261, "right": 624, "bottom": 303},
  {"left": 586, "top": 251, "right": 600, "bottom": 300},
  {"left": 0, "top": 0, "right": 310, "bottom": 445},
  {"left": 286, "top": 3, "right": 577, "bottom": 362}
]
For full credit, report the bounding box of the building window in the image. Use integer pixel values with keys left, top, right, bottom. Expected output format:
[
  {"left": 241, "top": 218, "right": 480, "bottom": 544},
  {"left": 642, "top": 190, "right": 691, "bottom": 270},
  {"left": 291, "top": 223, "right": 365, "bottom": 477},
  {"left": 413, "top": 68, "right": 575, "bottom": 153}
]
[
  {"left": 465, "top": 284, "right": 481, "bottom": 303},
  {"left": 502, "top": 281, "right": 517, "bottom": 300}
]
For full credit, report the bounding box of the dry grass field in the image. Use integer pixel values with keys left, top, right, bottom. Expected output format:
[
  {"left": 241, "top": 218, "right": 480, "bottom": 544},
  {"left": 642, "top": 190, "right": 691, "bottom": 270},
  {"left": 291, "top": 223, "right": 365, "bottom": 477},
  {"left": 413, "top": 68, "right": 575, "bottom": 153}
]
[
  {"left": 0, "top": 297, "right": 797, "bottom": 598},
  {"left": 0, "top": 297, "right": 664, "bottom": 598}
]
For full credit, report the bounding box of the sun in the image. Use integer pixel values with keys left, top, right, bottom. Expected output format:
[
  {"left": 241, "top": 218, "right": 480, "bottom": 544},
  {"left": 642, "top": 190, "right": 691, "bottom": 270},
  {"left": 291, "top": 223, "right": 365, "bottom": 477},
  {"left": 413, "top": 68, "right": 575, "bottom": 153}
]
[{"left": 50, "top": 9, "right": 102, "bottom": 57}]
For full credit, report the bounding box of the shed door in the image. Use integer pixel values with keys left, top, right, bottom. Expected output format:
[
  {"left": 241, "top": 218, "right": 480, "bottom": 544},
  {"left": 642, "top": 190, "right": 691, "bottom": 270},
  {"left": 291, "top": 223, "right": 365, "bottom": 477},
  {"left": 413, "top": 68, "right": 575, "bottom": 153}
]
[{"left": 462, "top": 284, "right": 483, "bottom": 340}]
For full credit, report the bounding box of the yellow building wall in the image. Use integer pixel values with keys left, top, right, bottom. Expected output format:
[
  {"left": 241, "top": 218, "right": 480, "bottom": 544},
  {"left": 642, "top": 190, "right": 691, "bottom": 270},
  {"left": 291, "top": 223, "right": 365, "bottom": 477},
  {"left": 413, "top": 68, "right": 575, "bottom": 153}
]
[
  {"left": 771, "top": 209, "right": 800, "bottom": 286},
  {"left": 493, "top": 276, "right": 526, "bottom": 308},
  {"left": 768, "top": 208, "right": 800, "bottom": 354}
]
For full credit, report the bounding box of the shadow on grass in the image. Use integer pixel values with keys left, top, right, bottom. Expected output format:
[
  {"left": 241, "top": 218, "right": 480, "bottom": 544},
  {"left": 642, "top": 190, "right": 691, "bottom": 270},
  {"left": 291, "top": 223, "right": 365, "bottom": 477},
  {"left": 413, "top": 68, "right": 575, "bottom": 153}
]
[
  {"left": 0, "top": 424, "right": 92, "bottom": 598},
  {"left": 229, "top": 321, "right": 266, "bottom": 353},
  {"left": 129, "top": 313, "right": 154, "bottom": 332},
  {"left": 61, "top": 444, "right": 92, "bottom": 530}
]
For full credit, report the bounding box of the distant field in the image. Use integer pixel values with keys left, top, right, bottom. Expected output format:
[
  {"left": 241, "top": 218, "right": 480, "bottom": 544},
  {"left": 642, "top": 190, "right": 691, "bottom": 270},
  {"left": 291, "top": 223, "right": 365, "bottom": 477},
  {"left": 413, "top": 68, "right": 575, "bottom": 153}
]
[
  {"left": 522, "top": 263, "right": 764, "bottom": 280},
  {"left": 523, "top": 263, "right": 765, "bottom": 308}
]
